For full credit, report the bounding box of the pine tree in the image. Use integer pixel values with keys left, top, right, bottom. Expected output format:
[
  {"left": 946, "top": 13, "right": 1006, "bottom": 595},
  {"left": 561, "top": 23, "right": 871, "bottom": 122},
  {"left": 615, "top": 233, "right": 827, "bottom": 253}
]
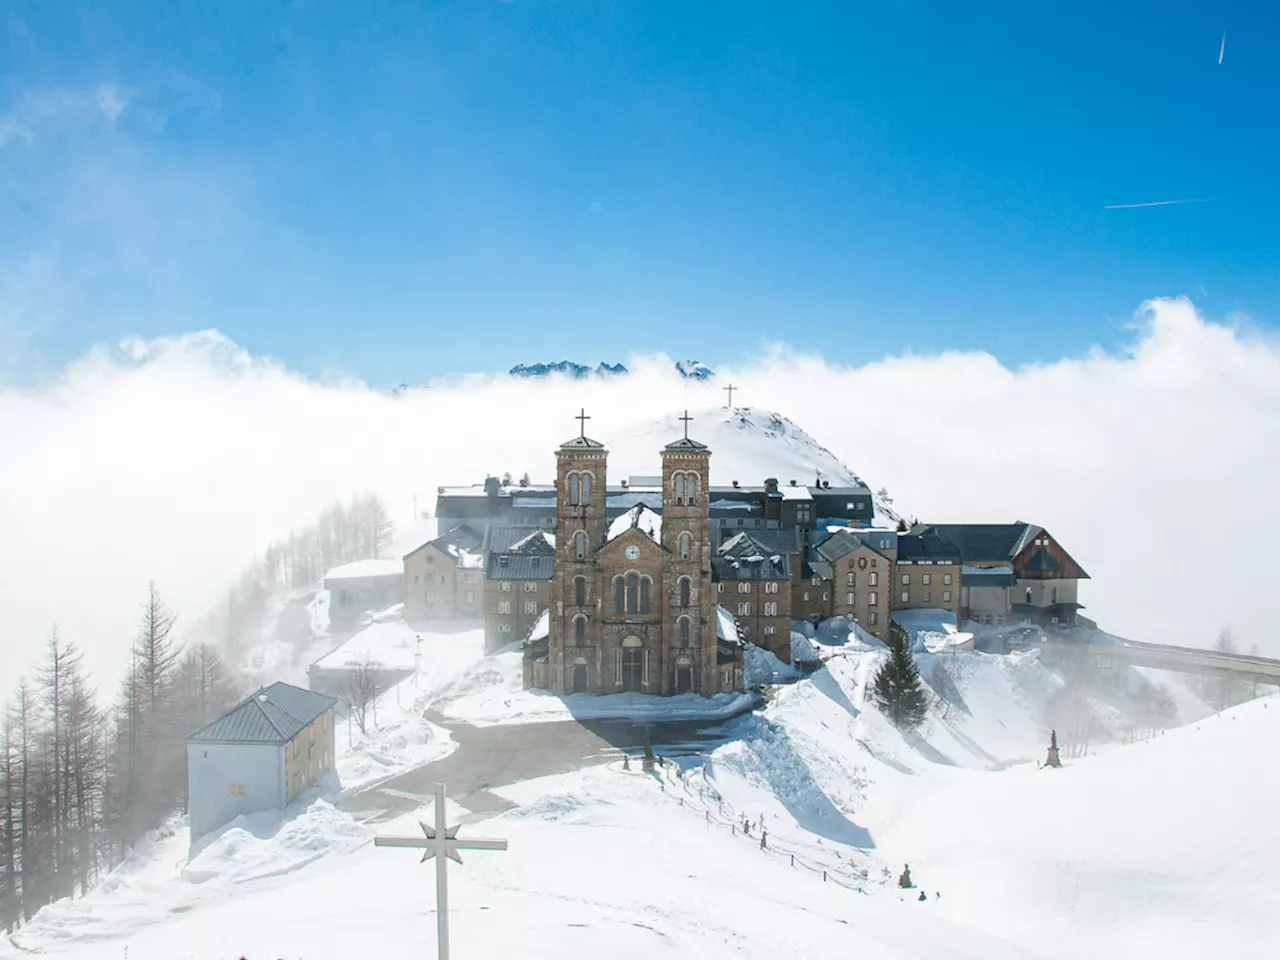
[{"left": 871, "top": 625, "right": 929, "bottom": 731}]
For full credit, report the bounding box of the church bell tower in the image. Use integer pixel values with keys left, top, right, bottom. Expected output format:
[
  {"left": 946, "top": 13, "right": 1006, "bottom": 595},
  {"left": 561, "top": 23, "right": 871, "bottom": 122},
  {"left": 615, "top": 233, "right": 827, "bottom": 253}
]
[
  {"left": 660, "top": 411, "right": 716, "bottom": 693},
  {"left": 551, "top": 409, "right": 608, "bottom": 694}
]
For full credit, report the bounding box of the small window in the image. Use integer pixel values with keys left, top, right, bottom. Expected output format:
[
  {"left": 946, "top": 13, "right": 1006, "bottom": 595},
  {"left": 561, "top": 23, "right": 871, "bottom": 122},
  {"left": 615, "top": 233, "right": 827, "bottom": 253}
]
[
  {"left": 499, "top": 581, "right": 510, "bottom": 592},
  {"left": 923, "top": 591, "right": 930, "bottom": 603},
  {"left": 943, "top": 590, "right": 951, "bottom": 602},
  {"left": 718, "top": 583, "right": 724, "bottom": 593},
  {"left": 427, "top": 556, "right": 435, "bottom": 565},
  {"left": 846, "top": 591, "right": 854, "bottom": 606},
  {"left": 739, "top": 582, "right": 750, "bottom": 594},
  {"left": 901, "top": 591, "right": 909, "bottom": 603},
  {"left": 498, "top": 623, "right": 511, "bottom": 634},
  {"left": 229, "top": 784, "right": 245, "bottom": 796},
  {"left": 679, "top": 618, "right": 691, "bottom": 645},
  {"left": 803, "top": 591, "right": 810, "bottom": 601},
  {"left": 573, "top": 531, "right": 588, "bottom": 561},
  {"left": 869, "top": 572, "right": 878, "bottom": 587},
  {"left": 465, "top": 590, "right": 475, "bottom": 604},
  {"left": 765, "top": 625, "right": 776, "bottom": 636},
  {"left": 574, "top": 576, "right": 586, "bottom": 605},
  {"left": 868, "top": 612, "right": 878, "bottom": 626},
  {"left": 678, "top": 532, "right": 692, "bottom": 561},
  {"left": 812, "top": 576, "right": 821, "bottom": 586},
  {"left": 901, "top": 574, "right": 910, "bottom": 585},
  {"left": 822, "top": 592, "right": 828, "bottom": 601},
  {"left": 679, "top": 578, "right": 691, "bottom": 606},
  {"left": 943, "top": 573, "right": 952, "bottom": 585},
  {"left": 922, "top": 574, "right": 931, "bottom": 586},
  {"left": 523, "top": 600, "right": 537, "bottom": 615},
  {"left": 498, "top": 600, "right": 510, "bottom": 614},
  {"left": 868, "top": 591, "right": 877, "bottom": 605},
  {"left": 846, "top": 572, "right": 855, "bottom": 586},
  {"left": 574, "top": 618, "right": 586, "bottom": 646},
  {"left": 737, "top": 602, "right": 749, "bottom": 616}
]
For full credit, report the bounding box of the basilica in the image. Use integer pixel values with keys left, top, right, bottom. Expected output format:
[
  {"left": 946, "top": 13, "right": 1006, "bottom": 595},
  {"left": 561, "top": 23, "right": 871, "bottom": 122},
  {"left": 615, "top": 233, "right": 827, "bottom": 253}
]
[{"left": 521, "top": 418, "right": 746, "bottom": 696}]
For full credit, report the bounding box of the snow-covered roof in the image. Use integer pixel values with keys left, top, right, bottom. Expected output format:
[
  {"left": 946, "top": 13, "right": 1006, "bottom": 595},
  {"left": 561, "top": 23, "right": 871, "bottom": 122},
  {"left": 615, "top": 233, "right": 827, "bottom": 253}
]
[
  {"left": 607, "top": 504, "right": 662, "bottom": 545},
  {"left": 716, "top": 606, "right": 742, "bottom": 645},
  {"left": 962, "top": 563, "right": 1014, "bottom": 576},
  {"left": 457, "top": 550, "right": 483, "bottom": 569},
  {"left": 323, "top": 558, "right": 403, "bottom": 582},
  {"left": 522, "top": 608, "right": 551, "bottom": 646},
  {"left": 312, "top": 619, "right": 422, "bottom": 671},
  {"left": 780, "top": 486, "right": 813, "bottom": 502},
  {"left": 510, "top": 530, "right": 556, "bottom": 552}
]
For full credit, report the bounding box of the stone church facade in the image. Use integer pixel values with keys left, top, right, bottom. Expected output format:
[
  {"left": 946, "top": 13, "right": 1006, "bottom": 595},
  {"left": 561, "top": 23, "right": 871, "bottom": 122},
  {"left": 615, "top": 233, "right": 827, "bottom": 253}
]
[{"left": 524, "top": 426, "right": 743, "bottom": 696}]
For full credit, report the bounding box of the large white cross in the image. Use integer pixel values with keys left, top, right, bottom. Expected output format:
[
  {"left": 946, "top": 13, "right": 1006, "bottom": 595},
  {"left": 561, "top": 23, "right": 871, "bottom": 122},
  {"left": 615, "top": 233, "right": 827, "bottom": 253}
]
[{"left": 374, "top": 782, "right": 509, "bottom": 960}]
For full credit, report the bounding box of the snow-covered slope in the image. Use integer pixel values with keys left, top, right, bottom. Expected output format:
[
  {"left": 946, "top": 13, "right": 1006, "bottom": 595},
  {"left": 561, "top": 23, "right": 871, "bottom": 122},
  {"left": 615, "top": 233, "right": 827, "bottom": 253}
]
[
  {"left": 6, "top": 637, "right": 1272, "bottom": 960},
  {"left": 606, "top": 407, "right": 900, "bottom": 524}
]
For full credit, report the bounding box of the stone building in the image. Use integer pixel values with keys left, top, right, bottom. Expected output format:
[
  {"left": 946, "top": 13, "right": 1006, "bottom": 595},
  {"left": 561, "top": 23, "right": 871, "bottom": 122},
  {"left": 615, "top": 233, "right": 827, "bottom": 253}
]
[
  {"left": 402, "top": 524, "right": 484, "bottom": 621},
  {"left": 892, "top": 530, "right": 963, "bottom": 620},
  {"left": 523, "top": 419, "right": 743, "bottom": 696},
  {"left": 815, "top": 530, "right": 894, "bottom": 641},
  {"left": 712, "top": 531, "right": 793, "bottom": 660},
  {"left": 481, "top": 527, "right": 555, "bottom": 653}
]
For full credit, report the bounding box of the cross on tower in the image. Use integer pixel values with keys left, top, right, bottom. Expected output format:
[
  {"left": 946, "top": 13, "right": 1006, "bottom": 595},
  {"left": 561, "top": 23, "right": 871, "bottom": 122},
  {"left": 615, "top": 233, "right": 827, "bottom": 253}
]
[
  {"left": 374, "top": 782, "right": 509, "bottom": 960},
  {"left": 679, "top": 409, "right": 693, "bottom": 439},
  {"left": 575, "top": 407, "right": 590, "bottom": 437},
  {"left": 723, "top": 383, "right": 737, "bottom": 408}
]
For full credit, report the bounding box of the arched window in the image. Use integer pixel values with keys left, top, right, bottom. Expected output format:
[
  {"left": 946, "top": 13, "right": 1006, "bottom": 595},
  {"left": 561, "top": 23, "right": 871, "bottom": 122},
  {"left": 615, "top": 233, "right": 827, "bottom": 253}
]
[
  {"left": 678, "top": 532, "right": 692, "bottom": 561},
  {"left": 679, "top": 617, "right": 691, "bottom": 645},
  {"left": 679, "top": 577, "right": 691, "bottom": 607},
  {"left": 686, "top": 473, "right": 698, "bottom": 505},
  {"left": 573, "top": 531, "right": 587, "bottom": 561},
  {"left": 568, "top": 473, "right": 580, "bottom": 506},
  {"left": 574, "top": 576, "right": 586, "bottom": 606},
  {"left": 615, "top": 577, "right": 625, "bottom": 613},
  {"left": 580, "top": 473, "right": 592, "bottom": 506},
  {"left": 626, "top": 573, "right": 639, "bottom": 614},
  {"left": 1026, "top": 587, "right": 1033, "bottom": 605},
  {"left": 639, "top": 577, "right": 650, "bottom": 614},
  {"left": 673, "top": 473, "right": 686, "bottom": 505},
  {"left": 574, "top": 616, "right": 586, "bottom": 646}
]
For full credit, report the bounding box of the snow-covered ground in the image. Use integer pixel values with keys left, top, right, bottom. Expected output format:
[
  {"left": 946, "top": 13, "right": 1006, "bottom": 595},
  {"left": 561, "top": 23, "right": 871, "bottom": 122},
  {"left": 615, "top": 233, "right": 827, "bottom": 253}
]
[
  {"left": 6, "top": 630, "right": 1270, "bottom": 960},
  {"left": 428, "top": 643, "right": 758, "bottom": 726}
]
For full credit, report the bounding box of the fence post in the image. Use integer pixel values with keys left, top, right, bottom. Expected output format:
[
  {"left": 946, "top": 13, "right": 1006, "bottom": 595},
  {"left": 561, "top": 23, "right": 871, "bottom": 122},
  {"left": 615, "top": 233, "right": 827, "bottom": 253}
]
[
  {"left": 790, "top": 855, "right": 795, "bottom": 867},
  {"left": 679, "top": 798, "right": 684, "bottom": 807},
  {"left": 822, "top": 871, "right": 827, "bottom": 882}
]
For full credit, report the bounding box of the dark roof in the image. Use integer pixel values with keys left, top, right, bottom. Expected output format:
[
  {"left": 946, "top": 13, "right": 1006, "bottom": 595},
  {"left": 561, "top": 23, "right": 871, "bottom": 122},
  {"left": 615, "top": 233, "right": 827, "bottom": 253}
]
[
  {"left": 712, "top": 553, "right": 791, "bottom": 581},
  {"left": 1023, "top": 549, "right": 1060, "bottom": 572},
  {"left": 914, "top": 523, "right": 1039, "bottom": 564},
  {"left": 961, "top": 568, "right": 1017, "bottom": 588},
  {"left": 896, "top": 532, "right": 962, "bottom": 563},
  {"left": 558, "top": 435, "right": 605, "bottom": 450},
  {"left": 406, "top": 523, "right": 484, "bottom": 560},
  {"left": 483, "top": 526, "right": 557, "bottom": 580},
  {"left": 189, "top": 682, "right": 336, "bottom": 744},
  {"left": 802, "top": 559, "right": 833, "bottom": 581},
  {"left": 718, "top": 529, "right": 802, "bottom": 560},
  {"left": 664, "top": 436, "right": 709, "bottom": 451},
  {"left": 813, "top": 530, "right": 893, "bottom": 563}
]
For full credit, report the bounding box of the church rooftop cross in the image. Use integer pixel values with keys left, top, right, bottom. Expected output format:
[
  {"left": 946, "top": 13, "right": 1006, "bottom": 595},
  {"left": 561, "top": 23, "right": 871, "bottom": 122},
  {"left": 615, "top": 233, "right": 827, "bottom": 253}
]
[
  {"left": 575, "top": 407, "right": 590, "bottom": 437},
  {"left": 374, "top": 782, "right": 509, "bottom": 960},
  {"left": 679, "top": 409, "right": 693, "bottom": 439}
]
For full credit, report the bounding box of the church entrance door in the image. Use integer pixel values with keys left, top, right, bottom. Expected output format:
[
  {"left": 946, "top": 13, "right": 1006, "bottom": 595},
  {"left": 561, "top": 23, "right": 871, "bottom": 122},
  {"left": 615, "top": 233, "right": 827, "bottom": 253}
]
[
  {"left": 675, "top": 665, "right": 693, "bottom": 694},
  {"left": 621, "top": 649, "right": 643, "bottom": 692},
  {"left": 571, "top": 663, "right": 588, "bottom": 694}
]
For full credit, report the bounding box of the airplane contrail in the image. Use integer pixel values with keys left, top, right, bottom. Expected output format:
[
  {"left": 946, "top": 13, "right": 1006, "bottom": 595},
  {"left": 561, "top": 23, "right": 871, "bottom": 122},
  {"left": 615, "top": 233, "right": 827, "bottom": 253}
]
[
  {"left": 1104, "top": 198, "right": 1210, "bottom": 210},
  {"left": 1219, "top": 29, "right": 1226, "bottom": 65}
]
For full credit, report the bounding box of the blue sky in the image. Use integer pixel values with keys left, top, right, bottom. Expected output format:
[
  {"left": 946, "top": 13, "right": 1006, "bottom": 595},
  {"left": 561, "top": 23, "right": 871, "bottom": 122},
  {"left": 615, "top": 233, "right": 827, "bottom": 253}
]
[{"left": 2, "top": 1, "right": 1275, "bottom": 384}]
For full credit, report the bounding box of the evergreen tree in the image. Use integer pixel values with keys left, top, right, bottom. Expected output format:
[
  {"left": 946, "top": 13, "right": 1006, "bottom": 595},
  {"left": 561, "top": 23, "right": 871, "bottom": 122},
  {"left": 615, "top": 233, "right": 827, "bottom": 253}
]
[
  {"left": 871, "top": 625, "right": 929, "bottom": 731},
  {"left": 896, "top": 518, "right": 908, "bottom": 532}
]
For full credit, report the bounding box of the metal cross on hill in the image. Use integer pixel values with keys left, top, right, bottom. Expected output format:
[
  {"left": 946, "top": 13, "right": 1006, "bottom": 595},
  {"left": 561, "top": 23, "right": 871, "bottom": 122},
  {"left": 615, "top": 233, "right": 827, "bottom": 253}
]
[
  {"left": 575, "top": 407, "right": 590, "bottom": 437},
  {"left": 375, "top": 782, "right": 509, "bottom": 960},
  {"left": 723, "top": 382, "right": 737, "bottom": 407}
]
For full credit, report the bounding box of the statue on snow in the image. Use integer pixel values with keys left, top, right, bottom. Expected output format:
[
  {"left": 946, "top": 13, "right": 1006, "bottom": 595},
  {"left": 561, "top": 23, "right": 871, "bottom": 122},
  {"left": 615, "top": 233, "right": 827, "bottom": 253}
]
[
  {"left": 898, "top": 864, "right": 913, "bottom": 889},
  {"left": 1045, "top": 729, "right": 1062, "bottom": 768}
]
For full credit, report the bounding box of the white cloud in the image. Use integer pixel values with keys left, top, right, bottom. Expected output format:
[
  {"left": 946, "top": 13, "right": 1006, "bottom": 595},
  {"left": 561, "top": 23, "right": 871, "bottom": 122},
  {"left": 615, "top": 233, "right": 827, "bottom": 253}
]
[{"left": 0, "top": 297, "right": 1277, "bottom": 688}]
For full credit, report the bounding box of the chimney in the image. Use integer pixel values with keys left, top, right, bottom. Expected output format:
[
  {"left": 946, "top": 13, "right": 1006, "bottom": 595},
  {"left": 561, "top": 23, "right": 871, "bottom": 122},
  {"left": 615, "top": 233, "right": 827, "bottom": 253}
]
[
  {"left": 764, "top": 478, "right": 779, "bottom": 495},
  {"left": 732, "top": 480, "right": 740, "bottom": 489},
  {"left": 789, "top": 480, "right": 797, "bottom": 486},
  {"left": 484, "top": 476, "right": 501, "bottom": 498}
]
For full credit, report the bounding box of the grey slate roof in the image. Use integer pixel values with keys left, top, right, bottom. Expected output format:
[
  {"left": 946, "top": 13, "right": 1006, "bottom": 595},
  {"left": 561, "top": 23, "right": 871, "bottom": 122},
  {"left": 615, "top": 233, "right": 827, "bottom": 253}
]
[
  {"left": 405, "top": 523, "right": 484, "bottom": 559},
  {"left": 961, "top": 569, "right": 1017, "bottom": 588},
  {"left": 719, "top": 527, "right": 802, "bottom": 557},
  {"left": 711, "top": 553, "right": 791, "bottom": 581},
  {"left": 915, "top": 523, "right": 1039, "bottom": 563},
  {"left": 896, "top": 532, "right": 962, "bottom": 563},
  {"left": 189, "top": 681, "right": 336, "bottom": 745},
  {"left": 558, "top": 435, "right": 605, "bottom": 450},
  {"left": 483, "top": 526, "right": 556, "bottom": 580},
  {"left": 664, "top": 436, "right": 709, "bottom": 451},
  {"left": 813, "top": 530, "right": 893, "bottom": 563}
]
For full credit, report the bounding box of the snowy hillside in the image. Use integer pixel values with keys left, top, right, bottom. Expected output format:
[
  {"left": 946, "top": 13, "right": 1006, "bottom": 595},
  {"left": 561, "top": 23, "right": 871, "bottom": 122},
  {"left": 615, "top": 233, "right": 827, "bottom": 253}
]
[
  {"left": 9, "top": 625, "right": 1262, "bottom": 960},
  {"left": 606, "top": 407, "right": 901, "bottom": 525},
  {"left": 507, "top": 359, "right": 716, "bottom": 380}
]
